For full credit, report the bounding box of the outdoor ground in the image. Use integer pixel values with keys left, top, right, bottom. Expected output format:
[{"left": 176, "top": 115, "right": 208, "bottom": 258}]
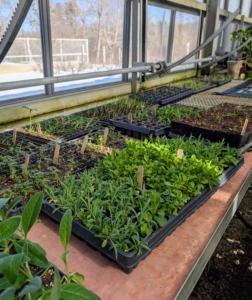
[{"left": 189, "top": 183, "right": 252, "bottom": 300}]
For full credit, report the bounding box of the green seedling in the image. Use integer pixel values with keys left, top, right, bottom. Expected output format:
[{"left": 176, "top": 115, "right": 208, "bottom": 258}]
[{"left": 22, "top": 106, "right": 37, "bottom": 132}]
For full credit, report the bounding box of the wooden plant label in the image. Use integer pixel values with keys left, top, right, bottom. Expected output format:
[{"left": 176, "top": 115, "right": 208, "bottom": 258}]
[
  {"left": 152, "top": 87, "right": 156, "bottom": 95},
  {"left": 167, "top": 104, "right": 170, "bottom": 108},
  {"left": 103, "top": 127, "right": 109, "bottom": 146},
  {"left": 53, "top": 144, "right": 60, "bottom": 165},
  {"left": 169, "top": 83, "right": 171, "bottom": 89},
  {"left": 241, "top": 118, "right": 249, "bottom": 135},
  {"left": 37, "top": 123, "right": 42, "bottom": 135},
  {"left": 13, "top": 129, "right": 17, "bottom": 145},
  {"left": 137, "top": 166, "right": 144, "bottom": 189},
  {"left": 141, "top": 91, "right": 144, "bottom": 98},
  {"left": 22, "top": 154, "right": 30, "bottom": 176},
  {"left": 152, "top": 108, "right": 157, "bottom": 118},
  {"left": 59, "top": 116, "right": 64, "bottom": 124},
  {"left": 128, "top": 113, "right": 132, "bottom": 124},
  {"left": 80, "top": 135, "right": 89, "bottom": 154},
  {"left": 177, "top": 149, "right": 184, "bottom": 159},
  {"left": 204, "top": 75, "right": 208, "bottom": 81}
]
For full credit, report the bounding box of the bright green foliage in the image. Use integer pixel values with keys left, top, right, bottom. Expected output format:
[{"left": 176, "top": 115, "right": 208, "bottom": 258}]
[{"left": 47, "top": 136, "right": 240, "bottom": 257}]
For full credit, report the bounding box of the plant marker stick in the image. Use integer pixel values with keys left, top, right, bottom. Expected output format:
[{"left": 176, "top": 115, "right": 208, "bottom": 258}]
[
  {"left": 80, "top": 135, "right": 88, "bottom": 154},
  {"left": 141, "top": 91, "right": 144, "bottom": 98},
  {"left": 53, "top": 144, "right": 60, "bottom": 165},
  {"left": 137, "top": 166, "right": 144, "bottom": 189},
  {"left": 128, "top": 113, "right": 132, "bottom": 124},
  {"left": 103, "top": 127, "right": 109, "bottom": 146},
  {"left": 152, "top": 87, "right": 156, "bottom": 95},
  {"left": 152, "top": 108, "right": 157, "bottom": 118},
  {"left": 37, "top": 123, "right": 42, "bottom": 135},
  {"left": 22, "top": 154, "right": 30, "bottom": 176},
  {"left": 13, "top": 129, "right": 17, "bottom": 145},
  {"left": 241, "top": 118, "right": 249, "bottom": 135},
  {"left": 177, "top": 149, "right": 184, "bottom": 159}
]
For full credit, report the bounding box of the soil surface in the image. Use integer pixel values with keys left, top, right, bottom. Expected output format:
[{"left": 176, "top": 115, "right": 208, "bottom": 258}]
[
  {"left": 189, "top": 185, "right": 252, "bottom": 300},
  {"left": 174, "top": 103, "right": 252, "bottom": 134}
]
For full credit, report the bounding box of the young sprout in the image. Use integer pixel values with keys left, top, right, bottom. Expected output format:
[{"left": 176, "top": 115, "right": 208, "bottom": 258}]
[{"left": 22, "top": 106, "right": 37, "bottom": 132}]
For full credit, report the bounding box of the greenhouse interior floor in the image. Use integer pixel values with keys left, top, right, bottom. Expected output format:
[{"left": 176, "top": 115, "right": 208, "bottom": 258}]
[
  {"left": 180, "top": 80, "right": 252, "bottom": 108},
  {"left": 27, "top": 152, "right": 252, "bottom": 300}
]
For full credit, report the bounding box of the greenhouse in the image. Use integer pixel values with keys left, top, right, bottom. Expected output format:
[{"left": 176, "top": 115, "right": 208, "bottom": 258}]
[{"left": 0, "top": 0, "right": 252, "bottom": 299}]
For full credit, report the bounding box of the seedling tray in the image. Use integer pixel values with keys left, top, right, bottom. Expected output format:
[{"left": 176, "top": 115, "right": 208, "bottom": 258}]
[
  {"left": 42, "top": 154, "right": 243, "bottom": 274},
  {"left": 131, "top": 86, "right": 194, "bottom": 106},
  {"left": 41, "top": 188, "right": 217, "bottom": 273},
  {"left": 109, "top": 115, "right": 170, "bottom": 139},
  {"left": 33, "top": 268, "right": 100, "bottom": 299},
  {"left": 171, "top": 103, "right": 252, "bottom": 148}
]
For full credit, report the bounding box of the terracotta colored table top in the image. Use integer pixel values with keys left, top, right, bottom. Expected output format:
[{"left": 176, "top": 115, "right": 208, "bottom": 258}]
[{"left": 28, "top": 153, "right": 252, "bottom": 300}]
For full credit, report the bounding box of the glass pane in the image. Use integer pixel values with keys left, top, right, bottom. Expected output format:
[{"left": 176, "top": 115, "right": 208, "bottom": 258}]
[
  {"left": 172, "top": 12, "right": 200, "bottom": 71},
  {"left": 0, "top": 0, "right": 44, "bottom": 101},
  {"left": 224, "top": 21, "right": 239, "bottom": 52},
  {"left": 220, "top": 0, "right": 225, "bottom": 9},
  {"left": 242, "top": 0, "right": 252, "bottom": 17},
  {"left": 147, "top": 5, "right": 171, "bottom": 62},
  {"left": 228, "top": 0, "right": 240, "bottom": 12},
  {"left": 50, "top": 0, "right": 124, "bottom": 92}
]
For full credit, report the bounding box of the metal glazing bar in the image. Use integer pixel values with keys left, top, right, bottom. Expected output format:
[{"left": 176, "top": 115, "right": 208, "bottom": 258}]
[
  {"left": 38, "top": 0, "right": 54, "bottom": 95},
  {"left": 142, "top": 0, "right": 147, "bottom": 63},
  {"left": 167, "top": 9, "right": 176, "bottom": 63},
  {"left": 131, "top": 0, "right": 139, "bottom": 93},
  {"left": 122, "top": 0, "right": 131, "bottom": 81},
  {"left": 165, "top": 8, "right": 240, "bottom": 71}
]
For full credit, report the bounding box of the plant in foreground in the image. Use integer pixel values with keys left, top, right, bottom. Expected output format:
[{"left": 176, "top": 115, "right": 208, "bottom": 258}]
[{"left": 0, "top": 192, "right": 96, "bottom": 300}]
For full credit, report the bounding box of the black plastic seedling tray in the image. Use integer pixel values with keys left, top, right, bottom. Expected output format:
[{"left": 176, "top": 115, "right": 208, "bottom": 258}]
[
  {"left": 171, "top": 121, "right": 251, "bottom": 148},
  {"left": 61, "top": 124, "right": 104, "bottom": 142},
  {"left": 131, "top": 86, "right": 194, "bottom": 106},
  {"left": 109, "top": 115, "right": 170, "bottom": 139},
  {"left": 41, "top": 157, "right": 243, "bottom": 273}
]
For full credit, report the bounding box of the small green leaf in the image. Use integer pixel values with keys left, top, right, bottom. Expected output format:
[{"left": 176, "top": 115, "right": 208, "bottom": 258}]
[
  {"left": 154, "top": 215, "right": 167, "bottom": 227},
  {"left": 0, "top": 277, "right": 11, "bottom": 291},
  {"left": 18, "top": 276, "right": 42, "bottom": 297},
  {"left": 13, "top": 240, "right": 48, "bottom": 268},
  {"left": 60, "top": 283, "right": 97, "bottom": 300},
  {"left": 0, "top": 287, "right": 15, "bottom": 300},
  {"left": 102, "top": 239, "right": 107, "bottom": 248},
  {"left": 59, "top": 209, "right": 72, "bottom": 252},
  {"left": 60, "top": 250, "right": 69, "bottom": 266},
  {"left": 21, "top": 192, "right": 43, "bottom": 238},
  {"left": 0, "top": 198, "right": 9, "bottom": 209},
  {"left": 0, "top": 217, "right": 21, "bottom": 242},
  {"left": 143, "top": 212, "right": 152, "bottom": 221},
  {"left": 50, "top": 266, "right": 61, "bottom": 300},
  {"left": 6, "top": 196, "right": 22, "bottom": 216},
  {"left": 0, "top": 253, "right": 29, "bottom": 285},
  {"left": 69, "top": 272, "right": 84, "bottom": 285}
]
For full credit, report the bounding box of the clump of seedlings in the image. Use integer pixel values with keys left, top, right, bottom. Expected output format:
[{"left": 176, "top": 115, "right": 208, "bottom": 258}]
[
  {"left": 46, "top": 136, "right": 241, "bottom": 258},
  {"left": 173, "top": 78, "right": 212, "bottom": 91},
  {"left": 21, "top": 114, "right": 98, "bottom": 141},
  {"left": 79, "top": 95, "right": 155, "bottom": 121}
]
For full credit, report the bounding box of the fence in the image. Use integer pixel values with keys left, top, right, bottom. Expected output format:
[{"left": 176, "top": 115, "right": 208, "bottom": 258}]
[{"left": 4, "top": 38, "right": 89, "bottom": 64}]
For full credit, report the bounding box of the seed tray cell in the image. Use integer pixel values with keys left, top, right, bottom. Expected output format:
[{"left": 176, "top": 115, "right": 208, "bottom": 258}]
[{"left": 131, "top": 86, "right": 195, "bottom": 105}]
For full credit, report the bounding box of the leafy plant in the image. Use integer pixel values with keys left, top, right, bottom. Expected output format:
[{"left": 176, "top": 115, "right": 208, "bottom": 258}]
[{"left": 0, "top": 193, "right": 96, "bottom": 299}]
